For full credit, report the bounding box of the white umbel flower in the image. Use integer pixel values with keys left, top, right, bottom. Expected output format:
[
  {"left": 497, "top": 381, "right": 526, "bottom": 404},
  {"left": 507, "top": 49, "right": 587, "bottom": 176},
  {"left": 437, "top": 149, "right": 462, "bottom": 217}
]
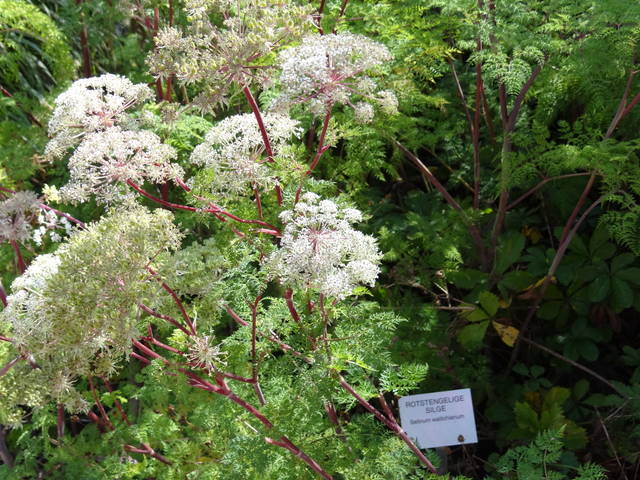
[
  {"left": 264, "top": 193, "right": 381, "bottom": 300},
  {"left": 5, "top": 253, "right": 61, "bottom": 350},
  {"left": 45, "top": 74, "right": 152, "bottom": 158},
  {"left": 190, "top": 113, "right": 301, "bottom": 197},
  {"left": 273, "top": 33, "right": 395, "bottom": 120},
  {"left": 59, "top": 127, "right": 182, "bottom": 205},
  {"left": 0, "top": 191, "right": 40, "bottom": 242}
]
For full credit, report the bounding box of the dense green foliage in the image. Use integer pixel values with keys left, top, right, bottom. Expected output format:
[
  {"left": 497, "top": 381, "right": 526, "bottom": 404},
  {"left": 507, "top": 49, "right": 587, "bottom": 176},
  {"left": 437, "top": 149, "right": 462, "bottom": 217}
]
[{"left": 0, "top": 0, "right": 639, "bottom": 478}]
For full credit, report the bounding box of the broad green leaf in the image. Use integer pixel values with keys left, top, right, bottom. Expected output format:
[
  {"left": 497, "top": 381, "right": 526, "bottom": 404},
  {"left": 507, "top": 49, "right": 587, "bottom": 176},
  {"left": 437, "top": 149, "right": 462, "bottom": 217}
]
[
  {"left": 499, "top": 270, "right": 535, "bottom": 292},
  {"left": 495, "top": 232, "right": 525, "bottom": 274},
  {"left": 611, "top": 253, "right": 636, "bottom": 273},
  {"left": 616, "top": 267, "right": 640, "bottom": 285},
  {"left": 587, "top": 275, "right": 610, "bottom": 303},
  {"left": 479, "top": 291, "right": 500, "bottom": 316},
  {"left": 446, "top": 269, "right": 489, "bottom": 289},
  {"left": 514, "top": 401, "right": 539, "bottom": 433},
  {"left": 611, "top": 278, "right": 633, "bottom": 312},
  {"left": 457, "top": 321, "right": 489, "bottom": 349}
]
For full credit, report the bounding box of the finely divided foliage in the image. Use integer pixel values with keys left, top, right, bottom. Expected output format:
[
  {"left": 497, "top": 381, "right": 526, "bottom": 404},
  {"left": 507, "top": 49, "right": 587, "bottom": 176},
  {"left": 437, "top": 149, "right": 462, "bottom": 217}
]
[{"left": 0, "top": 3, "right": 446, "bottom": 479}]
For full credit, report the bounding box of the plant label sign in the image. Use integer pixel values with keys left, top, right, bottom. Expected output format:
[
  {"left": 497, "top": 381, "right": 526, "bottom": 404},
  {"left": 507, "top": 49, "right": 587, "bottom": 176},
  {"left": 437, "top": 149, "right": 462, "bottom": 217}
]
[{"left": 398, "top": 388, "right": 478, "bottom": 448}]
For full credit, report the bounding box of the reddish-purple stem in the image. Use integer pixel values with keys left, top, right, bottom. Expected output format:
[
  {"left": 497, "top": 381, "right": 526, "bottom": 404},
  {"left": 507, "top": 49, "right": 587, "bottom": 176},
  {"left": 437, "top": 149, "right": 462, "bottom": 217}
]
[
  {"left": 88, "top": 377, "right": 114, "bottom": 431},
  {"left": 224, "top": 304, "right": 312, "bottom": 363},
  {"left": 139, "top": 303, "right": 191, "bottom": 336},
  {"left": 9, "top": 240, "right": 25, "bottom": 274},
  {"left": 0, "top": 356, "right": 21, "bottom": 377},
  {"left": 102, "top": 377, "right": 131, "bottom": 425},
  {"left": 125, "top": 443, "right": 172, "bottom": 465},
  {"left": 57, "top": 404, "right": 65, "bottom": 439},
  {"left": 243, "top": 87, "right": 273, "bottom": 160},
  {"left": 284, "top": 289, "right": 302, "bottom": 325},
  {"left": 338, "top": 376, "right": 437, "bottom": 474},
  {"left": 146, "top": 267, "right": 197, "bottom": 335},
  {"left": 249, "top": 296, "right": 266, "bottom": 405}
]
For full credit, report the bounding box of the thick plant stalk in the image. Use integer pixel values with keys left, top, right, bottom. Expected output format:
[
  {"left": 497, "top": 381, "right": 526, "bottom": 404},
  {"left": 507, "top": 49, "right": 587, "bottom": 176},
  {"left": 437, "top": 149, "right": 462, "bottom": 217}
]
[
  {"left": 9, "top": 240, "right": 25, "bottom": 274},
  {"left": 508, "top": 194, "right": 604, "bottom": 366},
  {"left": 146, "top": 267, "right": 197, "bottom": 335},
  {"left": 125, "top": 443, "right": 172, "bottom": 465},
  {"left": 0, "top": 426, "right": 14, "bottom": 469},
  {"left": 249, "top": 296, "right": 266, "bottom": 405},
  {"left": 338, "top": 376, "right": 438, "bottom": 474}
]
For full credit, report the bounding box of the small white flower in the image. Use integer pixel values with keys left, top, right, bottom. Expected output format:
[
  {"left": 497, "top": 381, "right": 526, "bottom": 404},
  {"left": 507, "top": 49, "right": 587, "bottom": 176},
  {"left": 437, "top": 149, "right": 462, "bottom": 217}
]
[
  {"left": 0, "top": 191, "right": 40, "bottom": 242},
  {"left": 189, "top": 113, "right": 301, "bottom": 198},
  {"left": 264, "top": 194, "right": 381, "bottom": 299},
  {"left": 59, "top": 127, "right": 182, "bottom": 205},
  {"left": 187, "top": 335, "right": 227, "bottom": 371},
  {"left": 272, "top": 33, "right": 394, "bottom": 122},
  {"left": 45, "top": 74, "right": 152, "bottom": 159}
]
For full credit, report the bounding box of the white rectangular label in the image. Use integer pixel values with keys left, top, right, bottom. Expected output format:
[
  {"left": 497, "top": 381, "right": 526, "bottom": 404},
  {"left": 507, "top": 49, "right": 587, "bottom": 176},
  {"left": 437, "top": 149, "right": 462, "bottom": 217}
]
[{"left": 398, "top": 388, "right": 478, "bottom": 448}]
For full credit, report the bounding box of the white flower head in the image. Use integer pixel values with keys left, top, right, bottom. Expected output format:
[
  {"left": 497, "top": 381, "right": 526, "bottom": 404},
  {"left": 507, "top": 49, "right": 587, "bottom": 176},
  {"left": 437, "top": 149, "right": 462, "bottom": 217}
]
[
  {"left": 45, "top": 74, "right": 152, "bottom": 158},
  {"left": 0, "top": 191, "right": 40, "bottom": 242},
  {"left": 190, "top": 113, "right": 301, "bottom": 197},
  {"left": 59, "top": 127, "right": 182, "bottom": 205},
  {"left": 265, "top": 194, "right": 381, "bottom": 300},
  {"left": 187, "top": 335, "right": 227, "bottom": 371},
  {"left": 5, "top": 253, "right": 61, "bottom": 351},
  {"left": 272, "top": 33, "right": 395, "bottom": 122}
]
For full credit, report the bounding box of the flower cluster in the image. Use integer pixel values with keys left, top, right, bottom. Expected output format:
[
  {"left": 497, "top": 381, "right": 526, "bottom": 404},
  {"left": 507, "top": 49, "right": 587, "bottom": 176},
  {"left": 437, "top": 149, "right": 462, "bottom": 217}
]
[
  {"left": 264, "top": 193, "right": 381, "bottom": 299},
  {"left": 32, "top": 209, "right": 73, "bottom": 246},
  {"left": 45, "top": 74, "right": 152, "bottom": 159},
  {"left": 190, "top": 113, "right": 301, "bottom": 197},
  {"left": 0, "top": 191, "right": 40, "bottom": 242},
  {"left": 148, "top": 0, "right": 313, "bottom": 110},
  {"left": 1, "top": 207, "right": 181, "bottom": 412},
  {"left": 60, "top": 127, "right": 182, "bottom": 205},
  {"left": 272, "top": 33, "right": 397, "bottom": 120},
  {"left": 186, "top": 335, "right": 227, "bottom": 371},
  {"left": 0, "top": 191, "right": 75, "bottom": 246},
  {"left": 45, "top": 75, "right": 184, "bottom": 205}
]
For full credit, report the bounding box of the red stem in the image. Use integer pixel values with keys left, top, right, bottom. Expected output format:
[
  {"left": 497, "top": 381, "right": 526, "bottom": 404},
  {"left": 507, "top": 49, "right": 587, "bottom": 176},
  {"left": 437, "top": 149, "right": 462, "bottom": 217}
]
[
  {"left": 0, "top": 356, "right": 21, "bottom": 377},
  {"left": 506, "top": 173, "right": 594, "bottom": 211},
  {"left": 338, "top": 376, "right": 437, "bottom": 474},
  {"left": 102, "top": 377, "right": 131, "bottom": 425},
  {"left": 88, "top": 377, "right": 114, "bottom": 431},
  {"left": 139, "top": 303, "right": 191, "bottom": 336},
  {"left": 284, "top": 289, "right": 302, "bottom": 325},
  {"left": 9, "top": 240, "right": 26, "bottom": 274},
  {"left": 242, "top": 87, "right": 274, "bottom": 160},
  {"left": 57, "top": 404, "right": 65, "bottom": 439},
  {"left": 125, "top": 443, "right": 172, "bottom": 465},
  {"left": 146, "top": 267, "right": 197, "bottom": 335},
  {"left": 224, "top": 304, "right": 313, "bottom": 363},
  {"left": 249, "top": 296, "right": 266, "bottom": 405}
]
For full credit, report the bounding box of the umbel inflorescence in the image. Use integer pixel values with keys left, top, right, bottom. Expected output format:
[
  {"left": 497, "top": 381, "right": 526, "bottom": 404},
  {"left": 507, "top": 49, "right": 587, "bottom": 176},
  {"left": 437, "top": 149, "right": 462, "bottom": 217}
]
[
  {"left": 265, "top": 192, "right": 381, "bottom": 300},
  {"left": 44, "top": 74, "right": 183, "bottom": 205},
  {"left": 272, "top": 33, "right": 398, "bottom": 121},
  {"left": 45, "top": 74, "right": 152, "bottom": 159},
  {"left": 0, "top": 207, "right": 181, "bottom": 417},
  {"left": 190, "top": 113, "right": 301, "bottom": 198},
  {"left": 148, "top": 0, "right": 314, "bottom": 110}
]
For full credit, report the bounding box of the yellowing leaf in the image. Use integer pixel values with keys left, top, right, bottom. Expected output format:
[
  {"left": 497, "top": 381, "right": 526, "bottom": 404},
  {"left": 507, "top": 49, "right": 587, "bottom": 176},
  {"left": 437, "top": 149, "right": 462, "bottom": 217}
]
[{"left": 492, "top": 320, "right": 519, "bottom": 347}]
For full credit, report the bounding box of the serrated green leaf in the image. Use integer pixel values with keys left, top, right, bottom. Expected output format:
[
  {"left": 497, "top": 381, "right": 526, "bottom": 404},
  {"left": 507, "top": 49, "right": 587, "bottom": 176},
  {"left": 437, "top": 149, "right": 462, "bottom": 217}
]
[
  {"left": 588, "top": 276, "right": 610, "bottom": 302},
  {"left": 457, "top": 321, "right": 489, "bottom": 349},
  {"left": 479, "top": 291, "right": 499, "bottom": 316}
]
